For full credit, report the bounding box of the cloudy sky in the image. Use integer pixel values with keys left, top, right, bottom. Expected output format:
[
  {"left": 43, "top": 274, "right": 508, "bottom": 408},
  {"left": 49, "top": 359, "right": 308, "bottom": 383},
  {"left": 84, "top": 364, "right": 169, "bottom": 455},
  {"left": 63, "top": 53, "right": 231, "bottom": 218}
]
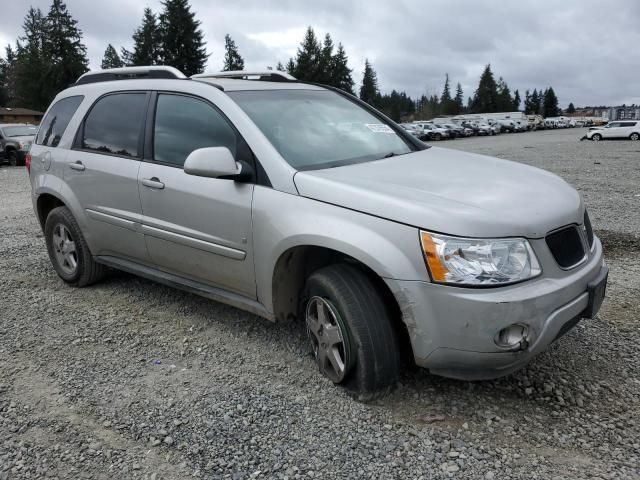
[{"left": 1, "top": 0, "right": 639, "bottom": 107}]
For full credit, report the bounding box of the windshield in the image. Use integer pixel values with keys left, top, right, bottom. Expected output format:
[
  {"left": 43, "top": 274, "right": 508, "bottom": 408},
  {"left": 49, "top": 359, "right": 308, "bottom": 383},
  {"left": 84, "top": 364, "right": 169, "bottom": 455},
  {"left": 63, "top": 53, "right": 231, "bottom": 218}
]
[
  {"left": 2, "top": 126, "right": 37, "bottom": 137},
  {"left": 228, "top": 89, "right": 414, "bottom": 170}
]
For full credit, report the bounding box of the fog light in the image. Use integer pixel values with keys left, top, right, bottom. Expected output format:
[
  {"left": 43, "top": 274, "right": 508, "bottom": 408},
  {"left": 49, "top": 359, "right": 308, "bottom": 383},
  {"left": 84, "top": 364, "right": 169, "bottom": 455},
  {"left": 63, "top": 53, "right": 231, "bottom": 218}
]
[{"left": 495, "top": 324, "right": 529, "bottom": 350}]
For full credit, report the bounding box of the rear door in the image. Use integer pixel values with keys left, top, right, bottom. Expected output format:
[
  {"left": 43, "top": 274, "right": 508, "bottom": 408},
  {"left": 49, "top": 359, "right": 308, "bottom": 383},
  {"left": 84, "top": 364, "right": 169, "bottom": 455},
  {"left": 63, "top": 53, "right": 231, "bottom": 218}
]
[
  {"left": 138, "top": 92, "right": 256, "bottom": 297},
  {"left": 65, "top": 91, "right": 151, "bottom": 262}
]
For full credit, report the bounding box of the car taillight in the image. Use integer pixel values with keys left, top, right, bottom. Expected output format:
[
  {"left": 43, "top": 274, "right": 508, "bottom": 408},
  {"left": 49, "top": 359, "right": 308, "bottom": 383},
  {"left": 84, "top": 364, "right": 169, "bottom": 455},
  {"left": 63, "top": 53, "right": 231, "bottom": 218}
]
[{"left": 25, "top": 153, "right": 32, "bottom": 174}]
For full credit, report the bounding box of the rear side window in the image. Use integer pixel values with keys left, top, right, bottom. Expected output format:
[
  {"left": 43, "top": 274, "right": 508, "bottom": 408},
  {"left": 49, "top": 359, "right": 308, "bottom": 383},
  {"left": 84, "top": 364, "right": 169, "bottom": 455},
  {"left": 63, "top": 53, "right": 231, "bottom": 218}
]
[
  {"left": 153, "top": 94, "right": 237, "bottom": 167},
  {"left": 36, "top": 95, "right": 84, "bottom": 147},
  {"left": 82, "top": 93, "right": 147, "bottom": 158}
]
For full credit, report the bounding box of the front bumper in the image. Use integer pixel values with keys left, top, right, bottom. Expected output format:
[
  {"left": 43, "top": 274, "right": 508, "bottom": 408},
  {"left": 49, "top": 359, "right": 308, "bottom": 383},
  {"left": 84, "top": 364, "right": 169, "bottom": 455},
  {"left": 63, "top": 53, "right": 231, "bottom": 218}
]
[{"left": 386, "top": 236, "right": 606, "bottom": 380}]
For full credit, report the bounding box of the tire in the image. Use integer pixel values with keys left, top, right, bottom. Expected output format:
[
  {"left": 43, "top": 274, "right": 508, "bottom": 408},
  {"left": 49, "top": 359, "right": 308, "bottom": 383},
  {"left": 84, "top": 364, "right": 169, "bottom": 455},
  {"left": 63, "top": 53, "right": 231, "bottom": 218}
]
[
  {"left": 44, "top": 206, "right": 106, "bottom": 287},
  {"left": 630, "top": 132, "right": 640, "bottom": 141},
  {"left": 592, "top": 133, "right": 602, "bottom": 141},
  {"left": 301, "top": 264, "right": 401, "bottom": 401},
  {"left": 7, "top": 150, "right": 18, "bottom": 167},
  {"left": 433, "top": 133, "right": 441, "bottom": 141}
]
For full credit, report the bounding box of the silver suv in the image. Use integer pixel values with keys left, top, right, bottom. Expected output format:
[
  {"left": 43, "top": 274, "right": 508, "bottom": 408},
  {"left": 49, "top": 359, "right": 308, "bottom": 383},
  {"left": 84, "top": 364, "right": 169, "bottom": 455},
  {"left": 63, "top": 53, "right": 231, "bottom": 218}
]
[{"left": 28, "top": 66, "right": 608, "bottom": 400}]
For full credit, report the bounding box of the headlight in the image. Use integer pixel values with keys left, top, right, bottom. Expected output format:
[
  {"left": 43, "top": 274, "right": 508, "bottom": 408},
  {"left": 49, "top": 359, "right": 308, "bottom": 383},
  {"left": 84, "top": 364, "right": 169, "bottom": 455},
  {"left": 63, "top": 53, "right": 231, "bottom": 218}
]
[{"left": 420, "top": 231, "right": 541, "bottom": 286}]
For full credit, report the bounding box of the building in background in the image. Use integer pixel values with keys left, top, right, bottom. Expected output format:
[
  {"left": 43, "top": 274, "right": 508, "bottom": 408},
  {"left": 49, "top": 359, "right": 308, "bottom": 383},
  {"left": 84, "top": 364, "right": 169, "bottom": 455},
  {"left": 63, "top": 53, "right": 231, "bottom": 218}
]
[
  {"left": 570, "top": 105, "right": 640, "bottom": 121},
  {"left": 0, "top": 107, "right": 44, "bottom": 124}
]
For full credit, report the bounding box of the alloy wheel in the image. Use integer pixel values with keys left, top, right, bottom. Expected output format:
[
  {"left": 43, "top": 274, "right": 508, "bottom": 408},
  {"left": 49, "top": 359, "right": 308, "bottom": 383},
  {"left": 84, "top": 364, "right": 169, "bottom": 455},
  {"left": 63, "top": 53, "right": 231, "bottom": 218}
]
[
  {"left": 52, "top": 223, "right": 78, "bottom": 275},
  {"left": 305, "top": 296, "right": 352, "bottom": 383}
]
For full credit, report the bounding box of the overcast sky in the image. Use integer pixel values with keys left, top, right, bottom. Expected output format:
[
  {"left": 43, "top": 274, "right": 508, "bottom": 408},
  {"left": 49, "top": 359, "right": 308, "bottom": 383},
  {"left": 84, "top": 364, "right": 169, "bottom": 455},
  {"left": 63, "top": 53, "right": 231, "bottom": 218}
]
[{"left": 1, "top": 0, "right": 639, "bottom": 107}]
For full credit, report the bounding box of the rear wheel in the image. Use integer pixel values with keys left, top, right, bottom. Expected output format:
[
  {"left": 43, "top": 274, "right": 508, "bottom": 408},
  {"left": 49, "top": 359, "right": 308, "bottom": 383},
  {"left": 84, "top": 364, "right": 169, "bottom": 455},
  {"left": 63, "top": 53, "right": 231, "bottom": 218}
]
[
  {"left": 301, "top": 264, "right": 401, "bottom": 401},
  {"left": 630, "top": 132, "right": 639, "bottom": 141},
  {"left": 433, "top": 133, "right": 442, "bottom": 141},
  {"left": 592, "top": 133, "right": 602, "bottom": 141},
  {"left": 45, "top": 206, "right": 106, "bottom": 287},
  {"left": 7, "top": 150, "right": 18, "bottom": 166}
]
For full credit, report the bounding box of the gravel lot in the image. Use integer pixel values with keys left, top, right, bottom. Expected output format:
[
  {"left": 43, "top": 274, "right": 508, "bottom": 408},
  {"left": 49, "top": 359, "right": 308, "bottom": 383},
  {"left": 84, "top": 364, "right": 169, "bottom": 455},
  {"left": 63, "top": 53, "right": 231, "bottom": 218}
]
[{"left": 1, "top": 128, "right": 639, "bottom": 479}]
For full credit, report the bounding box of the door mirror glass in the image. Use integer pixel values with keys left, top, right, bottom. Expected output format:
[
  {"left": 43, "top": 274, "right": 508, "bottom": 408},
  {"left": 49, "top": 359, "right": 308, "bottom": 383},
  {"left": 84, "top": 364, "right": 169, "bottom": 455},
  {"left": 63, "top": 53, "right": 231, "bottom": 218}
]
[{"left": 183, "top": 147, "right": 240, "bottom": 178}]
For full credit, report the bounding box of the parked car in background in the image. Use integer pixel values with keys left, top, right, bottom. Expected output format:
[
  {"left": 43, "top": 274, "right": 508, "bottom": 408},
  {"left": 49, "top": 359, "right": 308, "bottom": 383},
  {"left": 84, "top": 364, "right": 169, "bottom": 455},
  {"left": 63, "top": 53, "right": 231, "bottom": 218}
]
[
  {"left": 497, "top": 119, "right": 516, "bottom": 133},
  {"left": 585, "top": 121, "right": 640, "bottom": 141},
  {"left": 0, "top": 124, "right": 37, "bottom": 166},
  {"left": 477, "top": 123, "right": 494, "bottom": 135},
  {"left": 413, "top": 122, "right": 449, "bottom": 140},
  {"left": 400, "top": 123, "right": 426, "bottom": 140},
  {"left": 460, "top": 121, "right": 480, "bottom": 135},
  {"left": 28, "top": 66, "right": 608, "bottom": 400}
]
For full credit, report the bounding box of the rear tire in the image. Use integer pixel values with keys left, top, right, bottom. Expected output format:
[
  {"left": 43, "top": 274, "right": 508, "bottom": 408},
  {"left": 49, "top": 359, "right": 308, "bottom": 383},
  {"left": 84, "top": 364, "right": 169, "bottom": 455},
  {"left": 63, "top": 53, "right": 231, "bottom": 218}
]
[
  {"left": 592, "top": 133, "right": 602, "bottom": 141},
  {"left": 8, "top": 150, "right": 18, "bottom": 167},
  {"left": 433, "top": 133, "right": 442, "bottom": 141},
  {"left": 630, "top": 132, "right": 639, "bottom": 141},
  {"left": 45, "top": 206, "right": 106, "bottom": 287},
  {"left": 301, "top": 264, "right": 401, "bottom": 401}
]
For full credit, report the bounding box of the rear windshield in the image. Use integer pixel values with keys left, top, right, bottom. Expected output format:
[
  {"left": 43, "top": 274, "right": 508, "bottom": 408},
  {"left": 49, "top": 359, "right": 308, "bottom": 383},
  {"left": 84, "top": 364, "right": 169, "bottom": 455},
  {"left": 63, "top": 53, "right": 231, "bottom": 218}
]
[
  {"left": 228, "top": 89, "right": 414, "bottom": 170},
  {"left": 2, "top": 126, "right": 37, "bottom": 137}
]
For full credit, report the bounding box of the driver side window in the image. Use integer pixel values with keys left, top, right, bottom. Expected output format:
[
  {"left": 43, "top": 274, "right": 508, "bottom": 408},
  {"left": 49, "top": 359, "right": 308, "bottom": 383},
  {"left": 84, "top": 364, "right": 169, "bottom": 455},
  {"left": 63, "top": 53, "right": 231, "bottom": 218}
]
[{"left": 153, "top": 93, "right": 238, "bottom": 167}]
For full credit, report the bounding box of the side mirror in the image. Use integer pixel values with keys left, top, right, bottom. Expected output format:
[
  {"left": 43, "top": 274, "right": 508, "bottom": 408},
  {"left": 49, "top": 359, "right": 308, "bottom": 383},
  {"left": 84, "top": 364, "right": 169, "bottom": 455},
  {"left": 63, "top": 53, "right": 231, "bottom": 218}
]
[{"left": 184, "top": 147, "right": 241, "bottom": 178}]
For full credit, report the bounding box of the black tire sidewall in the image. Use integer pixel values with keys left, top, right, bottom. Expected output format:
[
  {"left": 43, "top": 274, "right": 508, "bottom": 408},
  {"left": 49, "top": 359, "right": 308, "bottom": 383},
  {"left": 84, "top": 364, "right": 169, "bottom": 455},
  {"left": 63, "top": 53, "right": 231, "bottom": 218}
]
[
  {"left": 44, "top": 207, "right": 91, "bottom": 285},
  {"left": 8, "top": 151, "right": 18, "bottom": 166}
]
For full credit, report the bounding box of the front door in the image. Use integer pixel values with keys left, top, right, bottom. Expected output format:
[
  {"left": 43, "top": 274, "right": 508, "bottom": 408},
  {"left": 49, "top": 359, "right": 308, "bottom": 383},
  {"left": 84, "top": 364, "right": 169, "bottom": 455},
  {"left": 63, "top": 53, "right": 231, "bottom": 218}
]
[
  {"left": 138, "top": 92, "right": 256, "bottom": 297},
  {"left": 65, "top": 91, "right": 151, "bottom": 263}
]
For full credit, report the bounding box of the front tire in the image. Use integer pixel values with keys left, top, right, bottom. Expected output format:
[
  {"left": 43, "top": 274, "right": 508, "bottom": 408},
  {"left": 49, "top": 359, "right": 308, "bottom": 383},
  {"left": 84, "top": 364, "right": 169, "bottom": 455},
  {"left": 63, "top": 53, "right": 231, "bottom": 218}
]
[
  {"left": 301, "top": 264, "right": 401, "bottom": 401},
  {"left": 45, "top": 206, "right": 106, "bottom": 287},
  {"left": 8, "top": 151, "right": 18, "bottom": 166},
  {"left": 592, "top": 133, "right": 602, "bottom": 141},
  {"left": 630, "top": 132, "right": 639, "bottom": 141}
]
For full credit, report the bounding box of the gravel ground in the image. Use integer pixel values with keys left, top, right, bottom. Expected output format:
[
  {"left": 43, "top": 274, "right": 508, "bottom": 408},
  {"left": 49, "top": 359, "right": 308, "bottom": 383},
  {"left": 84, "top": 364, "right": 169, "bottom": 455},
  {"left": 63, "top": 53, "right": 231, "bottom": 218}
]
[{"left": 1, "top": 128, "right": 639, "bottom": 479}]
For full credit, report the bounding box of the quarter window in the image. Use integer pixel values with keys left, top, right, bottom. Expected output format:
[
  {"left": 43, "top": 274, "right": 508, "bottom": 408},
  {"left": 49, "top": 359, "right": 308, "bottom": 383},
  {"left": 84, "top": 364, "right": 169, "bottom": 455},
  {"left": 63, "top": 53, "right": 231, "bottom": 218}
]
[
  {"left": 153, "top": 94, "right": 237, "bottom": 167},
  {"left": 36, "top": 95, "right": 84, "bottom": 147},
  {"left": 82, "top": 93, "right": 147, "bottom": 158}
]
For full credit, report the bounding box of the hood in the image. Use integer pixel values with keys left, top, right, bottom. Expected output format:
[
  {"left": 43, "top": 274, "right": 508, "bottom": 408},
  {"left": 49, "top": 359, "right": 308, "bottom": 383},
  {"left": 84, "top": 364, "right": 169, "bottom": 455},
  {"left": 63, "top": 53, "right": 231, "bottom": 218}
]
[
  {"left": 293, "top": 147, "right": 582, "bottom": 238},
  {"left": 7, "top": 135, "right": 35, "bottom": 142}
]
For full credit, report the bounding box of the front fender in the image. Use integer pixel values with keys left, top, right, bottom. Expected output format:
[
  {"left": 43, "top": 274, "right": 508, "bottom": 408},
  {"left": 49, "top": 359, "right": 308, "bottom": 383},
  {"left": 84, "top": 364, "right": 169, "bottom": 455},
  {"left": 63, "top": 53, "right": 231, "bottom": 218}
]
[{"left": 252, "top": 187, "right": 428, "bottom": 314}]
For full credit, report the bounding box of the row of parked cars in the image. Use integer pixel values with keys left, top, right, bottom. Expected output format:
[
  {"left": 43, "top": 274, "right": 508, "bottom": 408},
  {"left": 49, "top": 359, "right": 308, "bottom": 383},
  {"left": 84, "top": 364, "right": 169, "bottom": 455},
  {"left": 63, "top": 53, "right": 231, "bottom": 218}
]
[{"left": 401, "top": 120, "right": 505, "bottom": 141}]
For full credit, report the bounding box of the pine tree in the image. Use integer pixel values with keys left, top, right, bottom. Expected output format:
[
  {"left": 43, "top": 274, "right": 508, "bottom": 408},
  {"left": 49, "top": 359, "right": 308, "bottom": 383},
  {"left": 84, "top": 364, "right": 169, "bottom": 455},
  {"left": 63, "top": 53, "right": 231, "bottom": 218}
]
[
  {"left": 359, "top": 59, "right": 379, "bottom": 106},
  {"left": 285, "top": 58, "right": 296, "bottom": 76},
  {"left": 158, "top": 0, "right": 208, "bottom": 76},
  {"left": 471, "top": 64, "right": 498, "bottom": 113},
  {"left": 291, "top": 27, "right": 322, "bottom": 82},
  {"left": 331, "top": 43, "right": 354, "bottom": 94},
  {"left": 453, "top": 83, "right": 464, "bottom": 114},
  {"left": 0, "top": 46, "right": 17, "bottom": 106},
  {"left": 222, "top": 34, "right": 244, "bottom": 71},
  {"left": 542, "top": 87, "right": 559, "bottom": 117},
  {"left": 496, "top": 77, "right": 512, "bottom": 112},
  {"left": 131, "top": 8, "right": 161, "bottom": 66},
  {"left": 42, "top": 0, "right": 88, "bottom": 109},
  {"left": 101, "top": 44, "right": 124, "bottom": 69},
  {"left": 567, "top": 102, "right": 576, "bottom": 114},
  {"left": 513, "top": 89, "right": 521, "bottom": 111},
  {"left": 440, "top": 74, "right": 453, "bottom": 114},
  {"left": 13, "top": 7, "right": 49, "bottom": 110},
  {"left": 276, "top": 61, "right": 285, "bottom": 72},
  {"left": 530, "top": 89, "right": 540, "bottom": 115},
  {"left": 317, "top": 33, "right": 334, "bottom": 85}
]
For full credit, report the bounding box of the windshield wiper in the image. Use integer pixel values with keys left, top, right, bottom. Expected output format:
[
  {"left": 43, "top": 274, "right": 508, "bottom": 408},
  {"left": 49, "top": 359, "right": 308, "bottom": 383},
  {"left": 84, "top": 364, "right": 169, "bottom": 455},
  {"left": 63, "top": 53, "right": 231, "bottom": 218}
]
[{"left": 381, "top": 151, "right": 408, "bottom": 159}]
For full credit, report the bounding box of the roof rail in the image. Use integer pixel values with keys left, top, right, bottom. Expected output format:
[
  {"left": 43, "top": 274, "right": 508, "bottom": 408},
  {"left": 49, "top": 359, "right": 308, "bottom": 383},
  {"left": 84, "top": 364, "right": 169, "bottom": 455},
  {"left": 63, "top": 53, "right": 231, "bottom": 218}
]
[
  {"left": 192, "top": 70, "right": 296, "bottom": 82},
  {"left": 76, "top": 66, "right": 186, "bottom": 85}
]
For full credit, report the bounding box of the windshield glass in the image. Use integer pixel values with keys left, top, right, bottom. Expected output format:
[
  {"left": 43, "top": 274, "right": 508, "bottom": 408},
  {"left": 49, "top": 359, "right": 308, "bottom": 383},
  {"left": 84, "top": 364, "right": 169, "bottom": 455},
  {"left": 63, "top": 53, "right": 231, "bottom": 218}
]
[
  {"left": 228, "top": 89, "right": 414, "bottom": 170},
  {"left": 2, "top": 126, "right": 37, "bottom": 137}
]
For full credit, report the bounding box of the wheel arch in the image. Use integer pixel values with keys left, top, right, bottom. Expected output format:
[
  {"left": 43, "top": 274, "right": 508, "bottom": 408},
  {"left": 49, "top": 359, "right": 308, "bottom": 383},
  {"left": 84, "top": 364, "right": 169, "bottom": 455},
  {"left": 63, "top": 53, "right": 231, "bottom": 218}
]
[{"left": 36, "top": 192, "right": 66, "bottom": 230}]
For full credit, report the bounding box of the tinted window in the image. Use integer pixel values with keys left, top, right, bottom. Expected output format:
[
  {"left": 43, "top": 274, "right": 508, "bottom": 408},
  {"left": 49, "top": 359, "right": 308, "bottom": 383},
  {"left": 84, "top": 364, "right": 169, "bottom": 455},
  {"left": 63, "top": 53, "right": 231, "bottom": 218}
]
[
  {"left": 36, "top": 95, "right": 84, "bottom": 147},
  {"left": 153, "top": 94, "right": 237, "bottom": 167},
  {"left": 82, "top": 93, "right": 147, "bottom": 157},
  {"left": 622, "top": 122, "right": 637, "bottom": 127}
]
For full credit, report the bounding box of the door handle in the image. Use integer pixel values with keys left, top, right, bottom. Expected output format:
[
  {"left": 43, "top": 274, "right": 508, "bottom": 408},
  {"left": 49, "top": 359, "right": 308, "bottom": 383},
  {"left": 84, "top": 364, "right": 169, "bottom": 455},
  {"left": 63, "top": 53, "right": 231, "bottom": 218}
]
[
  {"left": 141, "top": 177, "right": 165, "bottom": 189},
  {"left": 69, "top": 161, "right": 85, "bottom": 171}
]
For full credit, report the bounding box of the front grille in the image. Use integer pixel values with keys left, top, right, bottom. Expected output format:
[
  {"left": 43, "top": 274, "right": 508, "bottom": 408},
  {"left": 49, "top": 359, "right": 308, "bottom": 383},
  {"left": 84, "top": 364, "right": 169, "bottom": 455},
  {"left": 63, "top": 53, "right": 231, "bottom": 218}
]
[
  {"left": 546, "top": 226, "right": 585, "bottom": 268},
  {"left": 584, "top": 211, "right": 594, "bottom": 248}
]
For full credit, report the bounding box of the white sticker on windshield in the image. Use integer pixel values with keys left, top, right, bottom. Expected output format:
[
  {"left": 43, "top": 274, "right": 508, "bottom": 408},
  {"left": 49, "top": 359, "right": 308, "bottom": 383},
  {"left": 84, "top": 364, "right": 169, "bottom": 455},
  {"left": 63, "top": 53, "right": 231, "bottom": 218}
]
[{"left": 365, "top": 123, "right": 395, "bottom": 134}]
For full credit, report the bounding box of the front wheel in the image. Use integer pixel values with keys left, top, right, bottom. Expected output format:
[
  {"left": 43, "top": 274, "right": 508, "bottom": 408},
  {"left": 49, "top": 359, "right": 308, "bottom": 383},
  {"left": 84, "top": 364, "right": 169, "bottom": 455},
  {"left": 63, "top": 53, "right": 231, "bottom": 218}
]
[
  {"left": 630, "top": 132, "right": 640, "bottom": 141},
  {"left": 8, "top": 151, "right": 18, "bottom": 166},
  {"left": 433, "top": 133, "right": 442, "bottom": 141},
  {"left": 45, "top": 206, "right": 106, "bottom": 287},
  {"left": 592, "top": 133, "right": 602, "bottom": 141},
  {"left": 301, "top": 264, "right": 401, "bottom": 401}
]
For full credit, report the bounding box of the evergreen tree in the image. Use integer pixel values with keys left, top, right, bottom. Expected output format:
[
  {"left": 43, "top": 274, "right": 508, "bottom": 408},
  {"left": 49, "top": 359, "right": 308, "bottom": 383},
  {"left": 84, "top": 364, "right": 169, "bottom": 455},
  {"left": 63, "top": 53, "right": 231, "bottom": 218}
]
[
  {"left": 331, "top": 43, "right": 354, "bottom": 94},
  {"left": 440, "top": 74, "right": 453, "bottom": 114},
  {"left": 158, "top": 0, "right": 208, "bottom": 76},
  {"left": 567, "top": 102, "right": 576, "bottom": 114},
  {"left": 523, "top": 89, "right": 532, "bottom": 114},
  {"left": 317, "top": 33, "right": 334, "bottom": 84},
  {"left": 0, "top": 46, "right": 17, "bottom": 106},
  {"left": 13, "top": 7, "right": 49, "bottom": 110},
  {"left": 131, "top": 8, "right": 161, "bottom": 66},
  {"left": 542, "top": 87, "right": 559, "bottom": 117},
  {"left": 42, "top": 0, "right": 88, "bottom": 109},
  {"left": 222, "top": 34, "right": 244, "bottom": 71},
  {"left": 466, "top": 96, "right": 472, "bottom": 111},
  {"left": 359, "top": 59, "right": 379, "bottom": 106},
  {"left": 285, "top": 58, "right": 296, "bottom": 76},
  {"left": 291, "top": 27, "right": 322, "bottom": 82},
  {"left": 470, "top": 64, "right": 498, "bottom": 113},
  {"left": 453, "top": 83, "right": 464, "bottom": 114},
  {"left": 530, "top": 89, "right": 540, "bottom": 115},
  {"left": 513, "top": 89, "right": 521, "bottom": 111},
  {"left": 101, "top": 44, "right": 124, "bottom": 69},
  {"left": 377, "top": 90, "right": 415, "bottom": 122},
  {"left": 496, "top": 76, "right": 512, "bottom": 112},
  {"left": 276, "top": 61, "right": 285, "bottom": 72}
]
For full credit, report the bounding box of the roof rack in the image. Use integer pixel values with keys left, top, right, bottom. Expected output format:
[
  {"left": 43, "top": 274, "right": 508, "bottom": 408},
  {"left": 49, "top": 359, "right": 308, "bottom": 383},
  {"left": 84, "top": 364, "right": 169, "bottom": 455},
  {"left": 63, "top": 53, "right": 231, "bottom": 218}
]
[
  {"left": 76, "top": 66, "right": 187, "bottom": 85},
  {"left": 191, "top": 70, "right": 296, "bottom": 82}
]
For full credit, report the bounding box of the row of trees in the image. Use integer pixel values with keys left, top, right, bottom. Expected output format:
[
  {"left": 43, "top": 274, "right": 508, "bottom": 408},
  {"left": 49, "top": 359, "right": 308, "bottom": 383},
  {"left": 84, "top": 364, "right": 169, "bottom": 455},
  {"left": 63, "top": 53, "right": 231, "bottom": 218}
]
[{"left": 0, "top": 1, "right": 564, "bottom": 121}]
